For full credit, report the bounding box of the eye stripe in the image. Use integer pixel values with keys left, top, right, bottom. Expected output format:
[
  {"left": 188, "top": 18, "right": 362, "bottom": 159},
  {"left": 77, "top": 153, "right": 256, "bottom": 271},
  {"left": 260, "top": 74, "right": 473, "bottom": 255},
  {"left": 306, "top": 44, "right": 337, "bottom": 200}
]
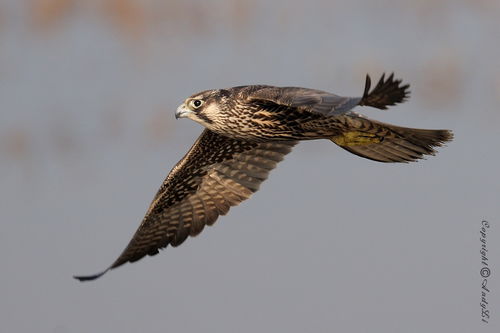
[{"left": 196, "top": 113, "right": 214, "bottom": 124}]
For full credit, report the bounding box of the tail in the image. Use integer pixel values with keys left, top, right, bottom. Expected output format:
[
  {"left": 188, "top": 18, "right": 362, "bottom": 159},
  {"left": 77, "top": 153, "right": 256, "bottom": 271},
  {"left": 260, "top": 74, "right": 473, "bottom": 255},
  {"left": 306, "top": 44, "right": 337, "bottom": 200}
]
[
  {"left": 331, "top": 117, "right": 453, "bottom": 163},
  {"left": 359, "top": 73, "right": 410, "bottom": 110}
]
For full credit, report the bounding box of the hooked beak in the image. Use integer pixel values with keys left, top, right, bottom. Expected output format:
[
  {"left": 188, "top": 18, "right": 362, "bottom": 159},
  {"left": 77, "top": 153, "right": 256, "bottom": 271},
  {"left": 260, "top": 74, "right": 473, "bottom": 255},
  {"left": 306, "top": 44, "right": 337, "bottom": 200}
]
[{"left": 175, "top": 104, "right": 192, "bottom": 119}]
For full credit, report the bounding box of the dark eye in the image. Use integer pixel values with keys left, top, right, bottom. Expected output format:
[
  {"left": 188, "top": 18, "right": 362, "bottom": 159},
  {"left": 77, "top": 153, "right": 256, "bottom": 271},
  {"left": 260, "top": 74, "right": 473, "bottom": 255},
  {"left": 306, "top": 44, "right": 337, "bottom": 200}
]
[{"left": 189, "top": 99, "right": 203, "bottom": 109}]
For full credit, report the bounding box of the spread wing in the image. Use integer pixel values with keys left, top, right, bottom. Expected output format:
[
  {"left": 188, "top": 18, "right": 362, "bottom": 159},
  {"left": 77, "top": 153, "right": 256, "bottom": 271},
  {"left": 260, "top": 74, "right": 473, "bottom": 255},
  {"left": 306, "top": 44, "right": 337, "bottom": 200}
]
[
  {"left": 245, "top": 73, "right": 409, "bottom": 115},
  {"left": 330, "top": 115, "right": 453, "bottom": 163},
  {"left": 74, "top": 129, "right": 297, "bottom": 281}
]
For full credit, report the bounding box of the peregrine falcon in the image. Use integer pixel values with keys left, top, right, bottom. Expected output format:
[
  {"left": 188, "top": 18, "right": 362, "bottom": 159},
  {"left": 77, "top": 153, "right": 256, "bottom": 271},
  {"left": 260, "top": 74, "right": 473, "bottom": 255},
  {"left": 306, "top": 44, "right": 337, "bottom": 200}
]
[{"left": 75, "top": 73, "right": 452, "bottom": 281}]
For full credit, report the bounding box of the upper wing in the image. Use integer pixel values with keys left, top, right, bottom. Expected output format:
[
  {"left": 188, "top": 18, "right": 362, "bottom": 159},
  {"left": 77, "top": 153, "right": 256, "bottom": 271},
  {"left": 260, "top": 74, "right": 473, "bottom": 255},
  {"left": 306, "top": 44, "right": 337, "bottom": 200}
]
[
  {"left": 74, "top": 129, "right": 297, "bottom": 281},
  {"left": 244, "top": 73, "right": 409, "bottom": 116},
  {"left": 245, "top": 85, "right": 361, "bottom": 115}
]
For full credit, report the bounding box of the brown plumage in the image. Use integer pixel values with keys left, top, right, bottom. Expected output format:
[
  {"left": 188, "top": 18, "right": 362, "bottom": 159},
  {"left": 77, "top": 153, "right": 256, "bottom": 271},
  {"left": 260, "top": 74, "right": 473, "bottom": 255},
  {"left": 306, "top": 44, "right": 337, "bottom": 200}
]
[{"left": 74, "top": 73, "right": 452, "bottom": 281}]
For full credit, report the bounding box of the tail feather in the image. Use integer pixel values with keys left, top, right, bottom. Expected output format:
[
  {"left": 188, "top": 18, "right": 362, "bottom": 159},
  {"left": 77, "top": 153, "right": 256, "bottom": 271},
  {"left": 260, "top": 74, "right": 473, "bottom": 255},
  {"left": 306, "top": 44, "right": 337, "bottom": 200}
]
[{"left": 359, "top": 73, "right": 410, "bottom": 110}]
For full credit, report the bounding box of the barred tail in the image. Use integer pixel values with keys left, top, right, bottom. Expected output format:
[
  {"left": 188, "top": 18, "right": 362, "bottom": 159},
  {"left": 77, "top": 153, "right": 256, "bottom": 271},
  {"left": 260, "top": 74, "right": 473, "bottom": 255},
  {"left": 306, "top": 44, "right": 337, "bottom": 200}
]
[{"left": 359, "top": 73, "right": 410, "bottom": 110}]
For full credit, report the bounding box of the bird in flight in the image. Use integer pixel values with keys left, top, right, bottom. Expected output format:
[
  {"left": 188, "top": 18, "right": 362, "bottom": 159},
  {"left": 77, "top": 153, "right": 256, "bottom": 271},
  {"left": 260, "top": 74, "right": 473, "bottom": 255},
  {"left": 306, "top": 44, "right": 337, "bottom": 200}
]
[{"left": 75, "top": 73, "right": 452, "bottom": 281}]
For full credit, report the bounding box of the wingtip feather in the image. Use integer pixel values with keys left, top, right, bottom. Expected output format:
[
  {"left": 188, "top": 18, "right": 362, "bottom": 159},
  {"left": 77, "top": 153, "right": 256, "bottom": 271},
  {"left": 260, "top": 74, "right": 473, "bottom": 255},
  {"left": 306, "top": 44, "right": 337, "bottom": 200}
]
[
  {"left": 360, "top": 72, "right": 410, "bottom": 110},
  {"left": 73, "top": 268, "right": 109, "bottom": 282}
]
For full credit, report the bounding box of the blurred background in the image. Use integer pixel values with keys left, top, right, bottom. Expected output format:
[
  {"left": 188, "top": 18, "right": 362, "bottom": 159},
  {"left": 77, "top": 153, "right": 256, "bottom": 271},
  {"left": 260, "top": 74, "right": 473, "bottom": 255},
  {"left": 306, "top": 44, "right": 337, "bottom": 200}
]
[{"left": 1, "top": 0, "right": 499, "bottom": 332}]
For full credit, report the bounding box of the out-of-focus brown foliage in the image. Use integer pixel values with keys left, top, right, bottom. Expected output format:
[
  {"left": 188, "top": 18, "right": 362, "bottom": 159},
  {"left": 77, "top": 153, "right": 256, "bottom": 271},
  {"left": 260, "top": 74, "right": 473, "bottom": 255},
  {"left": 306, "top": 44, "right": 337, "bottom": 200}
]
[
  {"left": 28, "top": 0, "right": 259, "bottom": 40},
  {"left": 30, "top": 0, "right": 147, "bottom": 40},
  {"left": 468, "top": 0, "right": 500, "bottom": 12},
  {"left": 31, "top": 0, "right": 73, "bottom": 30},
  {"left": 229, "top": 0, "right": 254, "bottom": 35},
  {"left": 419, "top": 52, "right": 464, "bottom": 109},
  {"left": 3, "top": 129, "right": 31, "bottom": 160},
  {"left": 102, "top": 0, "right": 146, "bottom": 41}
]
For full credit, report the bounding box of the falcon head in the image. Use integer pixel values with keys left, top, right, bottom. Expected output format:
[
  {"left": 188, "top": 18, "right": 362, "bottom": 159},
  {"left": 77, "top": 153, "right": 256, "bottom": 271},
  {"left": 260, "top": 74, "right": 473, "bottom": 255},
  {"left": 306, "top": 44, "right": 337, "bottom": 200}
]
[
  {"left": 175, "top": 89, "right": 231, "bottom": 129},
  {"left": 175, "top": 85, "right": 281, "bottom": 141}
]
